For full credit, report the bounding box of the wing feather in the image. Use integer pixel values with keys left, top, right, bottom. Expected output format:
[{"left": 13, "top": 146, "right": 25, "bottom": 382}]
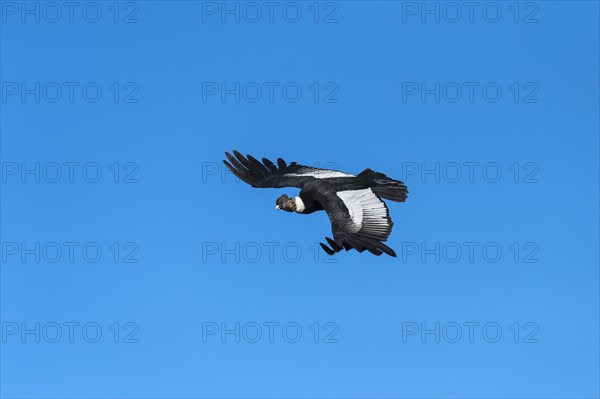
[
  {"left": 223, "top": 150, "right": 356, "bottom": 189},
  {"left": 262, "top": 158, "right": 278, "bottom": 173},
  {"left": 315, "top": 185, "right": 396, "bottom": 257}
]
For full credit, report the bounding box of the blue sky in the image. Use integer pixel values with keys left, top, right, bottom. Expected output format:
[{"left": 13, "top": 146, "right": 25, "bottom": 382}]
[{"left": 1, "top": 1, "right": 599, "bottom": 398}]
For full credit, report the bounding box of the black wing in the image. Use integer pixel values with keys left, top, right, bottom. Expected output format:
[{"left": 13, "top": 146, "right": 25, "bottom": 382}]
[
  {"left": 223, "top": 150, "right": 355, "bottom": 189},
  {"left": 304, "top": 180, "right": 396, "bottom": 257}
]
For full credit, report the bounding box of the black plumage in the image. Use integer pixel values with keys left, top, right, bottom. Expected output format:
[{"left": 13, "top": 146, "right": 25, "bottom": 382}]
[{"left": 223, "top": 150, "right": 408, "bottom": 257}]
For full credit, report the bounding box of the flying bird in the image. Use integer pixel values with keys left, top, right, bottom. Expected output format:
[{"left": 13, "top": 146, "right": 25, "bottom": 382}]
[{"left": 223, "top": 150, "right": 408, "bottom": 257}]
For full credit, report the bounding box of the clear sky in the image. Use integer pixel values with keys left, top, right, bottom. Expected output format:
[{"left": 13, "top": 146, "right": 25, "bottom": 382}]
[{"left": 1, "top": 1, "right": 599, "bottom": 398}]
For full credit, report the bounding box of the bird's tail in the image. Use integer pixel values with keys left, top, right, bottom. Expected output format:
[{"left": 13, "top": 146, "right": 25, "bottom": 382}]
[{"left": 358, "top": 168, "right": 408, "bottom": 202}]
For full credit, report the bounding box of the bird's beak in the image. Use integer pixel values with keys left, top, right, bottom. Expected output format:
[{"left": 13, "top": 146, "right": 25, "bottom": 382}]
[{"left": 275, "top": 205, "right": 281, "bottom": 210}]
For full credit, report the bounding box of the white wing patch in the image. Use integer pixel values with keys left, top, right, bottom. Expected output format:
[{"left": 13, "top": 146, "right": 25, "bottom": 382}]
[
  {"left": 336, "top": 188, "right": 390, "bottom": 238},
  {"left": 336, "top": 190, "right": 364, "bottom": 231},
  {"left": 287, "top": 168, "right": 354, "bottom": 179}
]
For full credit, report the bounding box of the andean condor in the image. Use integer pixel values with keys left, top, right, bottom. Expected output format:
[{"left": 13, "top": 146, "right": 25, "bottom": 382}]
[{"left": 223, "top": 150, "right": 408, "bottom": 257}]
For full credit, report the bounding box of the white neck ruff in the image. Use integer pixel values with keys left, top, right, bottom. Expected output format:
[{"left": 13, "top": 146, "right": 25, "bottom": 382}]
[{"left": 294, "top": 196, "right": 305, "bottom": 213}]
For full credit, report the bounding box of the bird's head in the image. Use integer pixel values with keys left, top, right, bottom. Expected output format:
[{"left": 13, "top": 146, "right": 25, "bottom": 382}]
[{"left": 275, "top": 194, "right": 297, "bottom": 212}]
